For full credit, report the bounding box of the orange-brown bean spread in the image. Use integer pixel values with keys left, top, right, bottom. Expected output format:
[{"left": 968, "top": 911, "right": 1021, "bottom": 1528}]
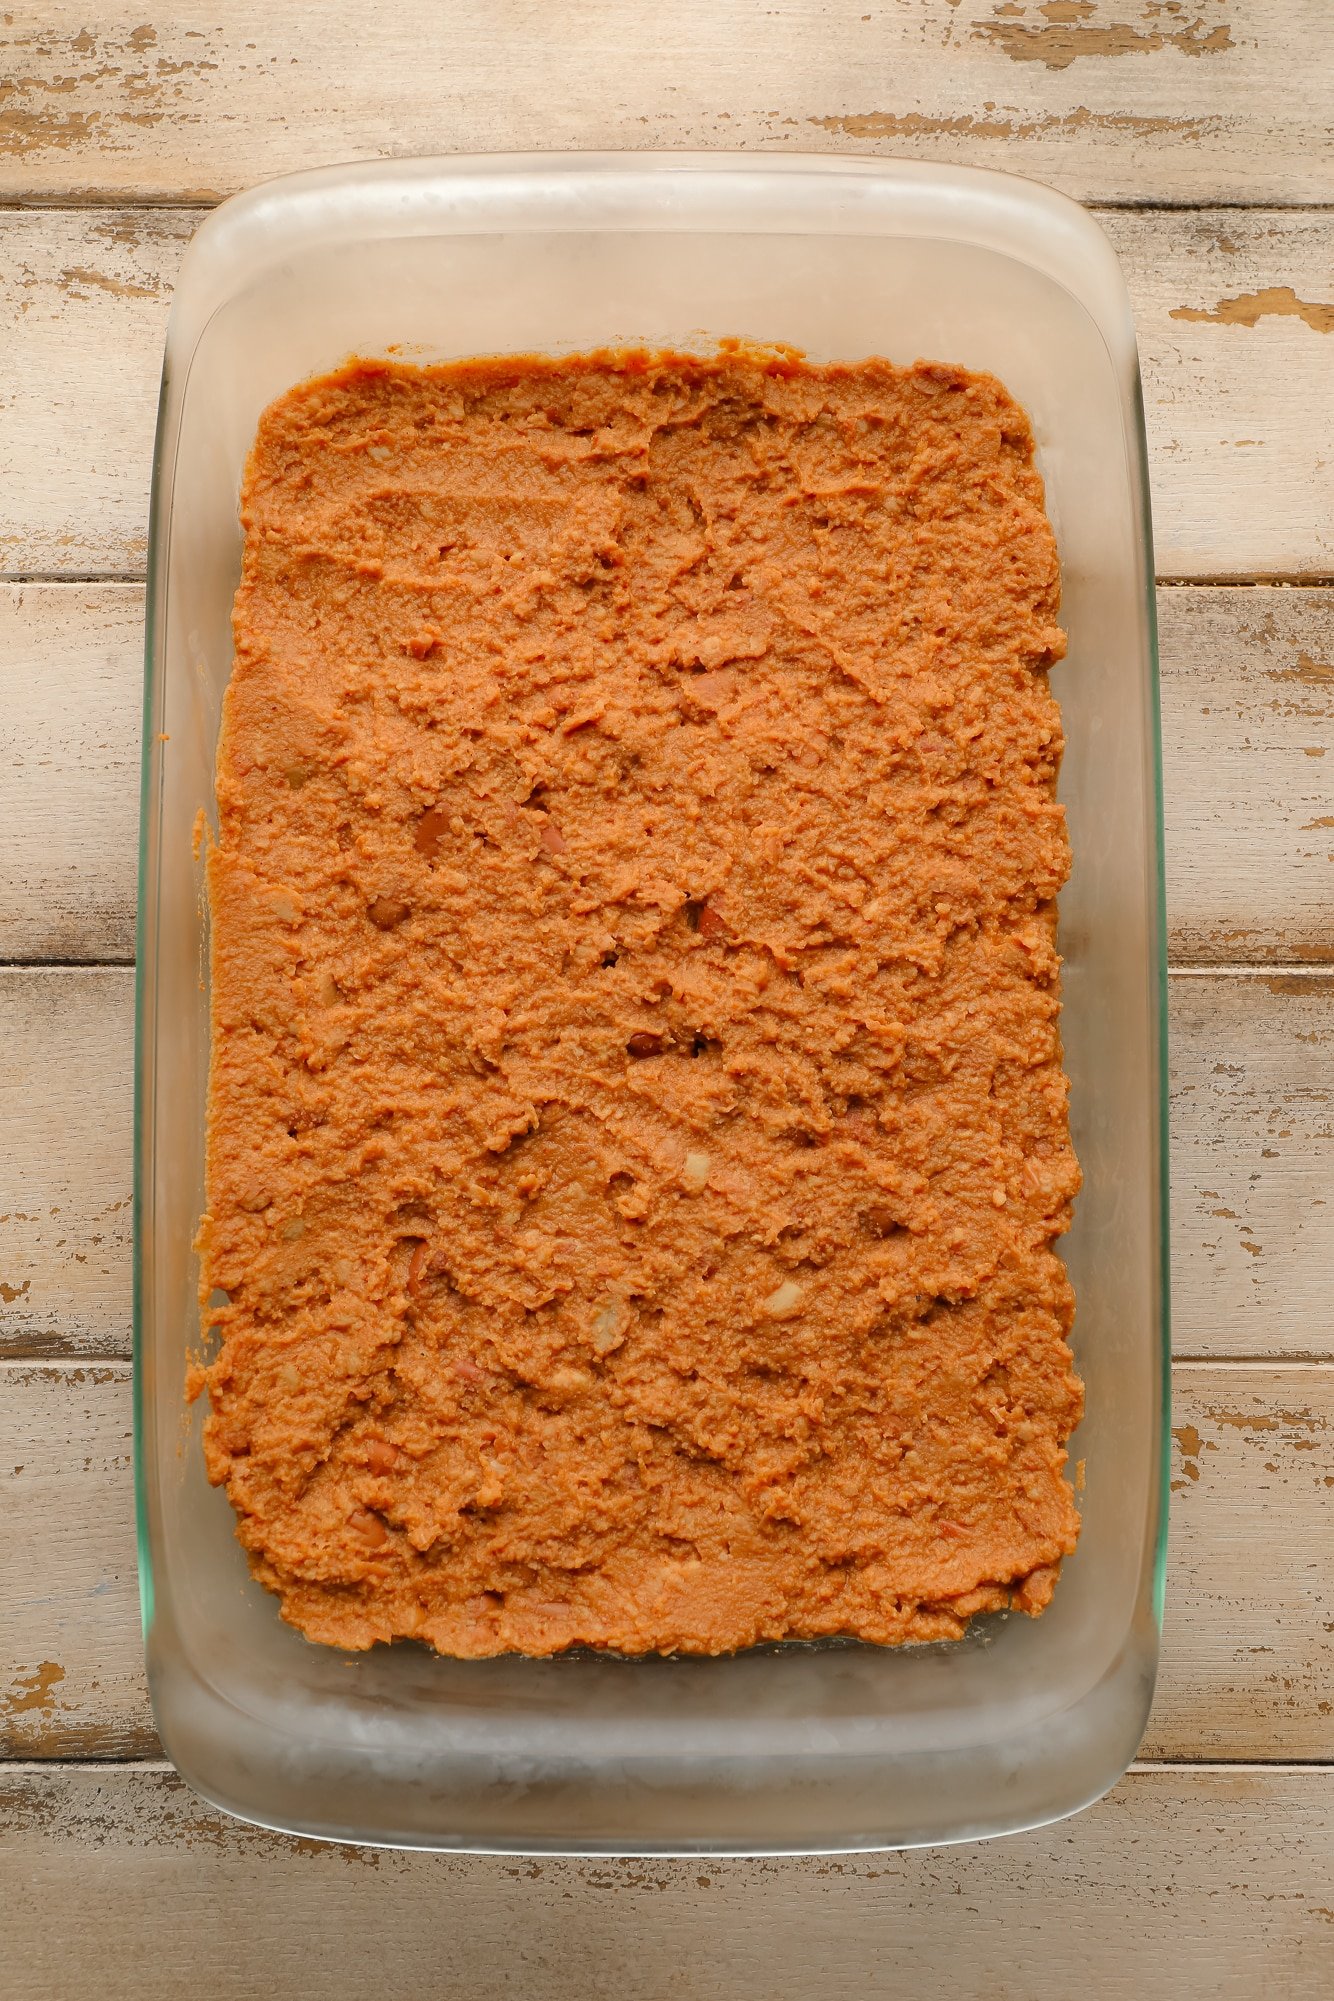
[{"left": 196, "top": 346, "right": 1083, "bottom": 1657}]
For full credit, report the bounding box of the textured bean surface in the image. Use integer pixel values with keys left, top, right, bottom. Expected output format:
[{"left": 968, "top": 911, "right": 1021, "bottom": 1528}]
[{"left": 200, "top": 350, "right": 1081, "bottom": 1656}]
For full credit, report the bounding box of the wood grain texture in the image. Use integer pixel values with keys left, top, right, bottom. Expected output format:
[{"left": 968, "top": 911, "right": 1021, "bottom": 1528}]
[
  {"left": 0, "top": 210, "right": 186, "bottom": 579},
  {"left": 2, "top": 208, "right": 1333, "bottom": 580},
  {"left": 1, "top": 2, "right": 1329, "bottom": 208},
  {"left": 1146, "top": 1365, "right": 1334, "bottom": 1760},
  {"left": 2, "top": 1365, "right": 144, "bottom": 1758},
  {"left": 1, "top": 0, "right": 1331, "bottom": 1953},
  {"left": 0, "top": 970, "right": 132, "bottom": 1355},
  {"left": 1169, "top": 972, "right": 1334, "bottom": 1359},
  {"left": 0, "top": 586, "right": 142, "bottom": 962},
  {"left": 4, "top": 583, "right": 1329, "bottom": 967},
  {"left": 2, "top": 1763, "right": 1332, "bottom": 1999},
  {"left": 1103, "top": 209, "right": 1334, "bottom": 580},
  {"left": 1159, "top": 584, "right": 1334, "bottom": 966},
  {"left": 6, "top": 1361, "right": 1332, "bottom": 1766},
  {"left": 5, "top": 968, "right": 1331, "bottom": 1361}
]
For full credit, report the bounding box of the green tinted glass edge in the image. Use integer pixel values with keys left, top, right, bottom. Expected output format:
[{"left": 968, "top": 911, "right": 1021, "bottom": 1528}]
[
  {"left": 1133, "top": 355, "right": 1172, "bottom": 1633},
  {"left": 133, "top": 351, "right": 173, "bottom": 1648}
]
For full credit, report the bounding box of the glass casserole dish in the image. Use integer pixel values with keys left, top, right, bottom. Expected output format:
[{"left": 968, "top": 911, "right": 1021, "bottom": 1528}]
[{"left": 135, "top": 151, "right": 1169, "bottom": 1855}]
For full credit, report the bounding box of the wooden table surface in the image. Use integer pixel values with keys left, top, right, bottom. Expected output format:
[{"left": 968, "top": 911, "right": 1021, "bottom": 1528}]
[{"left": 2, "top": 6, "right": 1332, "bottom": 1995}]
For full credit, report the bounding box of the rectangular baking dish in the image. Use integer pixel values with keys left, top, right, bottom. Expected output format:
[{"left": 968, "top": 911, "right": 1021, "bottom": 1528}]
[{"left": 136, "top": 152, "right": 1169, "bottom": 1856}]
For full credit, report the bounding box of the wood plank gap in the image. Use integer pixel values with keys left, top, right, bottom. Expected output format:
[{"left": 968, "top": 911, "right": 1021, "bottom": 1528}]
[
  {"left": 7, "top": 963, "right": 1332, "bottom": 978},
  {"left": 0, "top": 957, "right": 136, "bottom": 971},
  {"left": 1128, "top": 1759, "right": 1334, "bottom": 1774},
  {"left": 22, "top": 575, "right": 1332, "bottom": 590},
  {"left": 1172, "top": 1353, "right": 1334, "bottom": 1367},
  {"left": 1156, "top": 575, "right": 1334, "bottom": 588},
  {"left": 5, "top": 197, "right": 1334, "bottom": 216},
  {"left": 0, "top": 1338, "right": 130, "bottom": 1362},
  {"left": 8, "top": 962, "right": 1332, "bottom": 977},
  {"left": 8, "top": 571, "right": 1332, "bottom": 592},
  {"left": 1168, "top": 964, "right": 1334, "bottom": 980},
  {"left": 15, "top": 570, "right": 1333, "bottom": 589},
  {"left": 0, "top": 195, "right": 222, "bottom": 212},
  {"left": 0, "top": 1761, "right": 174, "bottom": 1774},
  {"left": 1156, "top": 573, "right": 1334, "bottom": 588},
  {"left": 1090, "top": 201, "right": 1334, "bottom": 215},
  {"left": 0, "top": 572, "right": 149, "bottom": 586},
  {"left": 12, "top": 1354, "right": 1334, "bottom": 1377},
  {"left": 1, "top": 1757, "right": 1330, "bottom": 1778},
  {"left": 3, "top": 1758, "right": 1332, "bottom": 1778},
  {"left": 0, "top": 1357, "right": 130, "bottom": 1374},
  {"left": 1171, "top": 1356, "right": 1334, "bottom": 1372},
  {"left": 0, "top": 1752, "right": 1328, "bottom": 1784}
]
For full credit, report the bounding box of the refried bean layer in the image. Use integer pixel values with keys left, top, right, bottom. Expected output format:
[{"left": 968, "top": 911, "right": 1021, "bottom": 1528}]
[{"left": 196, "top": 346, "right": 1084, "bottom": 1657}]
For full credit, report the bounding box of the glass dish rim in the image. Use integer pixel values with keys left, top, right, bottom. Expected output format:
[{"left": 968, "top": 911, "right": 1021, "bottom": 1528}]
[{"left": 134, "top": 148, "right": 1171, "bottom": 1855}]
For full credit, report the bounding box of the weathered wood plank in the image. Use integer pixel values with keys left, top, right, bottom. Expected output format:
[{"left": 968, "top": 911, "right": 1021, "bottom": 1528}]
[
  {"left": 1, "top": 1763, "right": 1332, "bottom": 1999},
  {"left": 4, "top": 968, "right": 1330, "bottom": 1361},
  {"left": 1103, "top": 209, "right": 1334, "bottom": 580},
  {"left": 0, "top": 2, "right": 1328, "bottom": 208},
  {"left": 0, "top": 970, "right": 132, "bottom": 1354},
  {"left": 0, "top": 210, "right": 187, "bottom": 579},
  {"left": 1169, "top": 972, "right": 1334, "bottom": 1358},
  {"left": 2, "top": 1365, "right": 145, "bottom": 1758},
  {"left": 0, "top": 586, "right": 142, "bottom": 962},
  {"left": 4, "top": 583, "right": 1329, "bottom": 967},
  {"left": 2, "top": 208, "right": 1333, "bottom": 580},
  {"left": 5, "top": 1362, "right": 1333, "bottom": 1766},
  {"left": 1159, "top": 584, "right": 1334, "bottom": 966},
  {"left": 1144, "top": 1366, "right": 1334, "bottom": 1761},
  {"left": 0, "top": 0, "right": 1325, "bottom": 1948}
]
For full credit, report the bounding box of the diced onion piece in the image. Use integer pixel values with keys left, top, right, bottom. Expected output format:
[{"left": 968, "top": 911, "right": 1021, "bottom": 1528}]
[
  {"left": 762, "top": 1279, "right": 804, "bottom": 1321},
  {"left": 591, "top": 1301, "right": 627, "bottom": 1355}
]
